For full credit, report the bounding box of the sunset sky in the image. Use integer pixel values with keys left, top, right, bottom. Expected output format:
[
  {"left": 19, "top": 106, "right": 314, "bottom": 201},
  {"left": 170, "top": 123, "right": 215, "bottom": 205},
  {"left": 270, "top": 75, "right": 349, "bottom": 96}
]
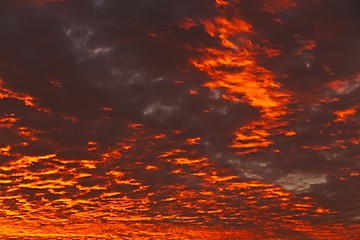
[{"left": 0, "top": 0, "right": 359, "bottom": 239}]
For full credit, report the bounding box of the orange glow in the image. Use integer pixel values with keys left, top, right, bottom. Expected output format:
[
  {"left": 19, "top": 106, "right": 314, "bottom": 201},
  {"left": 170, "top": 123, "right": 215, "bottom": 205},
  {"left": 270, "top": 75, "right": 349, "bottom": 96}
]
[
  {"left": 0, "top": 131, "right": 357, "bottom": 238},
  {"left": 334, "top": 107, "right": 357, "bottom": 122},
  {"left": 302, "top": 145, "right": 331, "bottom": 151},
  {"left": 0, "top": 79, "right": 35, "bottom": 107},
  {"left": 295, "top": 39, "right": 317, "bottom": 56},
  {"left": 191, "top": 10, "right": 293, "bottom": 155},
  {"left": 185, "top": 137, "right": 201, "bottom": 145},
  {"left": 349, "top": 138, "right": 360, "bottom": 145},
  {"left": 0, "top": 1, "right": 358, "bottom": 239},
  {"left": 102, "top": 106, "right": 113, "bottom": 112},
  {"left": 159, "top": 148, "right": 185, "bottom": 158},
  {"left": 178, "top": 18, "right": 198, "bottom": 29},
  {"left": 189, "top": 89, "right": 199, "bottom": 95},
  {"left": 202, "top": 17, "right": 253, "bottom": 49},
  {"left": 174, "top": 157, "right": 206, "bottom": 165},
  {"left": 0, "top": 113, "right": 18, "bottom": 127},
  {"left": 0, "top": 145, "right": 11, "bottom": 156},
  {"left": 232, "top": 126, "right": 273, "bottom": 149},
  {"left": 222, "top": 94, "right": 244, "bottom": 103},
  {"left": 101, "top": 142, "right": 132, "bottom": 160},
  {"left": 146, "top": 165, "right": 158, "bottom": 170},
  {"left": 283, "top": 130, "right": 297, "bottom": 136},
  {"left": 16, "top": 127, "right": 41, "bottom": 141},
  {"left": 216, "top": 0, "right": 229, "bottom": 7},
  {"left": 262, "top": 46, "right": 282, "bottom": 58},
  {"left": 87, "top": 141, "right": 98, "bottom": 151},
  {"left": 128, "top": 123, "right": 142, "bottom": 128},
  {"left": 325, "top": 78, "right": 360, "bottom": 95},
  {"left": 154, "top": 133, "right": 166, "bottom": 139},
  {"left": 0, "top": 79, "right": 51, "bottom": 114}
]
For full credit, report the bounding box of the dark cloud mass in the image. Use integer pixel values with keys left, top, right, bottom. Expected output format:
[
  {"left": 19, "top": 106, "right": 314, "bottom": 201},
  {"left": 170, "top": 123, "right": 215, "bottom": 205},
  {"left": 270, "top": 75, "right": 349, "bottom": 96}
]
[{"left": 0, "top": 0, "right": 359, "bottom": 238}]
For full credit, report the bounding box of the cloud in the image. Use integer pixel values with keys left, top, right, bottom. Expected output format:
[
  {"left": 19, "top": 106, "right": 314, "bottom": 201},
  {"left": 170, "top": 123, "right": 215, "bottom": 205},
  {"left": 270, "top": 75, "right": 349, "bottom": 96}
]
[{"left": 0, "top": 0, "right": 359, "bottom": 238}]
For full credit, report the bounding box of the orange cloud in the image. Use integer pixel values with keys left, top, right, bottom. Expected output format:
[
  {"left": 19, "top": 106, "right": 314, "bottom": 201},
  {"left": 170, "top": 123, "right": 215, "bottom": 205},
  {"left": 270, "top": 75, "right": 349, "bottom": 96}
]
[
  {"left": 334, "top": 107, "right": 357, "bottom": 123},
  {"left": 216, "top": 0, "right": 230, "bottom": 7},
  {"left": 192, "top": 13, "right": 292, "bottom": 154},
  {"left": 178, "top": 18, "right": 198, "bottom": 30},
  {"left": 295, "top": 39, "right": 317, "bottom": 56}
]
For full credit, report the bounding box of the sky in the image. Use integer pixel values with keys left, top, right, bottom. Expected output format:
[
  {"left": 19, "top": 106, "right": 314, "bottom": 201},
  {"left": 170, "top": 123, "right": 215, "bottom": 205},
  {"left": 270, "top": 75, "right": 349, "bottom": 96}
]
[{"left": 0, "top": 0, "right": 359, "bottom": 239}]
